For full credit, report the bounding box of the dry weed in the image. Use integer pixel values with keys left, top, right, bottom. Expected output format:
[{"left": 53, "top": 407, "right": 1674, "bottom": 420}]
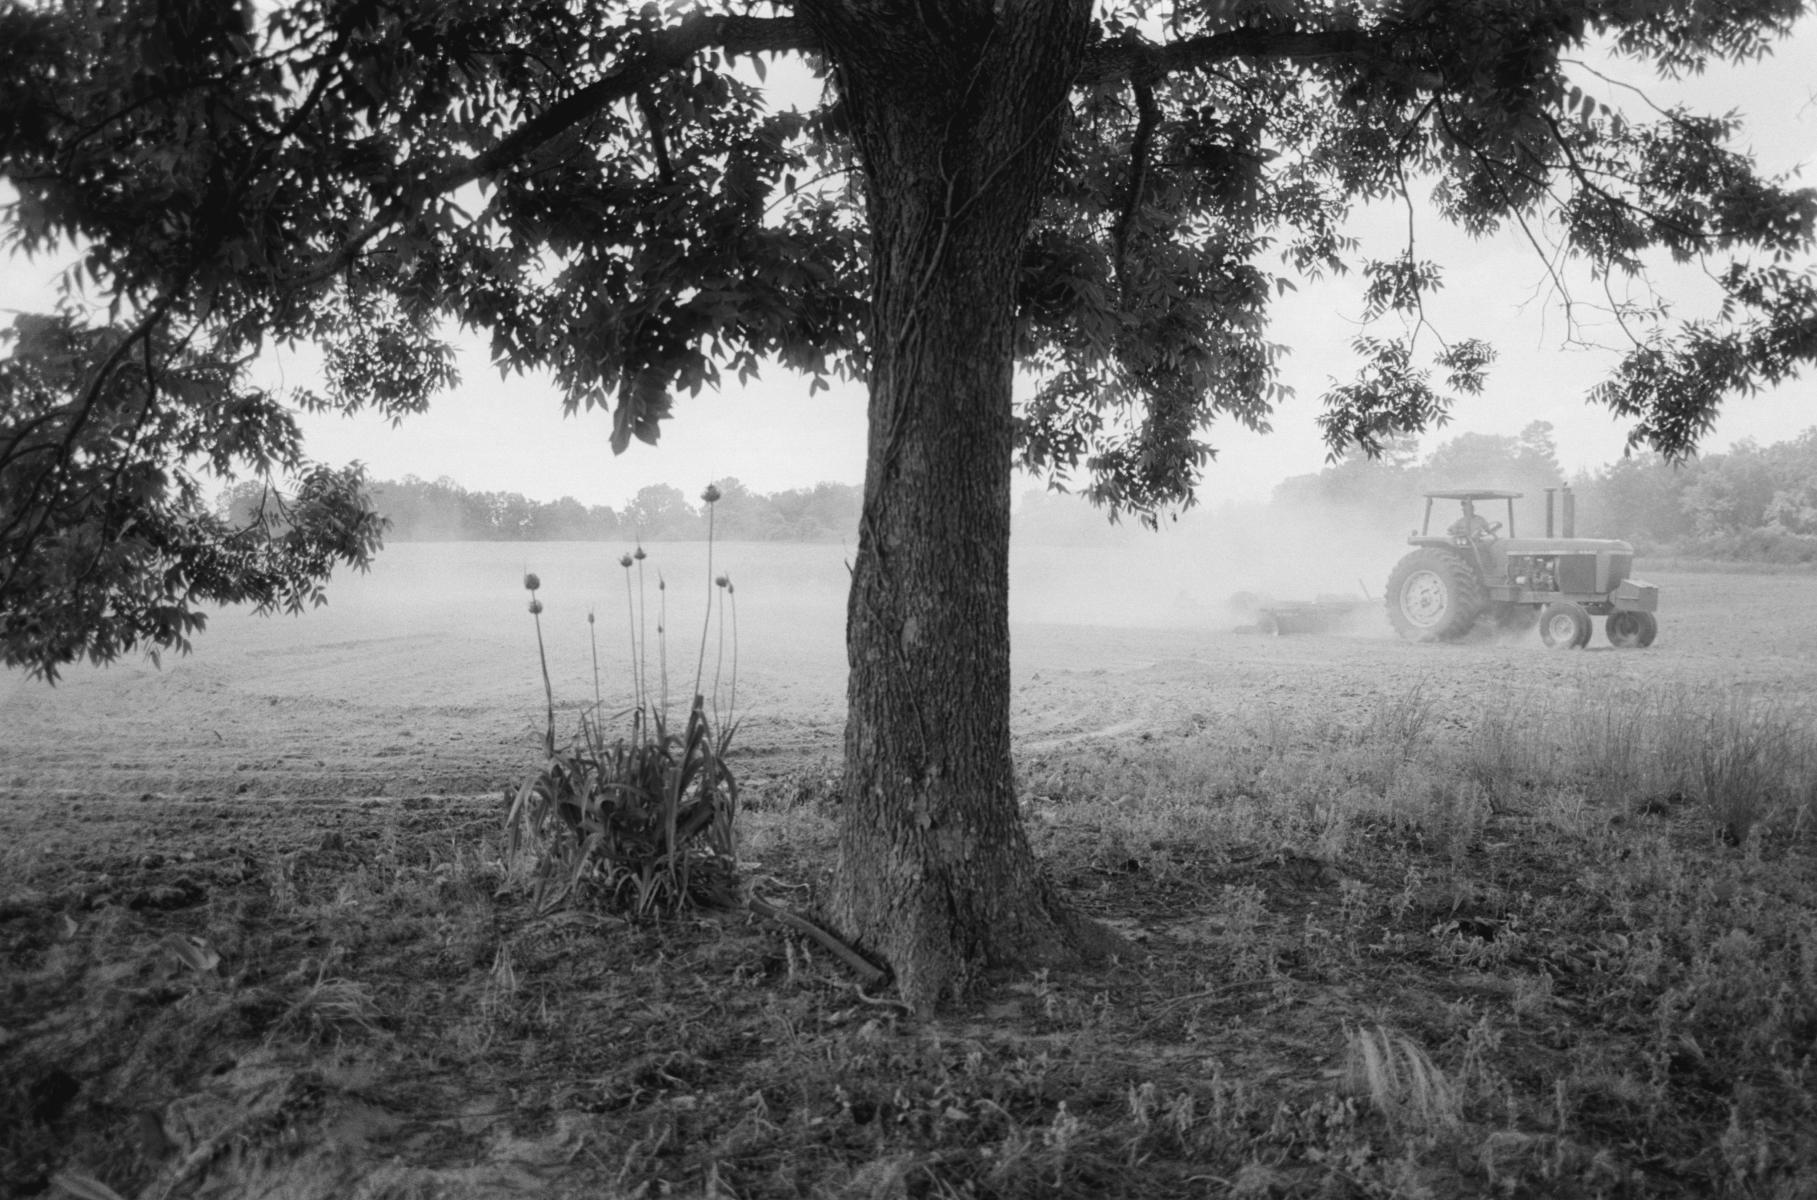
[{"left": 1344, "top": 1024, "right": 1463, "bottom": 1133}]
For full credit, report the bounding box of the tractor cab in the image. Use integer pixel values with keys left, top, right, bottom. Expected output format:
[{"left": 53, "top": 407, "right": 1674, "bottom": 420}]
[
  {"left": 1409, "top": 489, "right": 1521, "bottom": 546},
  {"left": 1408, "top": 489, "right": 1521, "bottom": 586}
]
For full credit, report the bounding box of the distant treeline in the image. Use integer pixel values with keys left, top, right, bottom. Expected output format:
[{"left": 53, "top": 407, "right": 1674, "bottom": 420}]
[
  {"left": 1274, "top": 421, "right": 1817, "bottom": 565},
  {"left": 221, "top": 422, "right": 1817, "bottom": 563},
  {"left": 218, "top": 475, "right": 863, "bottom": 542}
]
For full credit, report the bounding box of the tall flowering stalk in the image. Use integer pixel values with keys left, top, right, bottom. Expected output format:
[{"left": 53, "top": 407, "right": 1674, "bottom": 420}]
[
  {"left": 694, "top": 483, "right": 721, "bottom": 702},
  {"left": 712, "top": 574, "right": 738, "bottom": 728},
  {"left": 525, "top": 572, "right": 554, "bottom": 756},
  {"left": 586, "top": 608, "right": 602, "bottom": 721},
  {"left": 634, "top": 542, "right": 649, "bottom": 716},
  {"left": 619, "top": 552, "right": 641, "bottom": 734},
  {"left": 657, "top": 572, "right": 669, "bottom": 723}
]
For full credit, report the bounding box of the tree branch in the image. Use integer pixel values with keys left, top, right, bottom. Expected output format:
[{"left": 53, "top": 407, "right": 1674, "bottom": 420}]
[
  {"left": 1112, "top": 76, "right": 1158, "bottom": 297},
  {"left": 1081, "top": 26, "right": 1376, "bottom": 86},
  {"left": 636, "top": 88, "right": 676, "bottom": 186},
  {"left": 282, "top": 12, "right": 816, "bottom": 291},
  {"left": 0, "top": 292, "right": 181, "bottom": 595},
  {"left": 1534, "top": 107, "right": 1710, "bottom": 251},
  {"left": 68, "top": 333, "right": 166, "bottom": 595},
  {"left": 453, "top": 13, "right": 814, "bottom": 190}
]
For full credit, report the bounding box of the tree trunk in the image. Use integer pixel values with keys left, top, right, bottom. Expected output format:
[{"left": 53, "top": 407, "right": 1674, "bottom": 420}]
[{"left": 802, "top": 0, "right": 1117, "bottom": 1008}]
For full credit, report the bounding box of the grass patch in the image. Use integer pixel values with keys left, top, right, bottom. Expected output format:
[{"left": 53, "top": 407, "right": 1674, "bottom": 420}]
[{"left": 4, "top": 684, "right": 1816, "bottom": 1196}]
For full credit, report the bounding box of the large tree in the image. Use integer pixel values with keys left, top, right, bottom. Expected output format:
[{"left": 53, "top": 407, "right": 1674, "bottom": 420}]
[{"left": 3, "top": 0, "right": 1813, "bottom": 1005}]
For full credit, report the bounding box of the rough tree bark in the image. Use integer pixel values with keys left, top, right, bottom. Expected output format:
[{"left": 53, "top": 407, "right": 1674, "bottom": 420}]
[{"left": 802, "top": 0, "right": 1120, "bottom": 1008}]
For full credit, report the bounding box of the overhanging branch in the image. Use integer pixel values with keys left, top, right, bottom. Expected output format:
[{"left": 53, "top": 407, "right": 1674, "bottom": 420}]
[
  {"left": 288, "top": 12, "right": 816, "bottom": 289},
  {"left": 1081, "top": 26, "right": 1377, "bottom": 86},
  {"left": 453, "top": 13, "right": 816, "bottom": 190},
  {"left": 636, "top": 88, "right": 676, "bottom": 186},
  {"left": 0, "top": 291, "right": 182, "bottom": 594},
  {"left": 1112, "top": 76, "right": 1158, "bottom": 296}
]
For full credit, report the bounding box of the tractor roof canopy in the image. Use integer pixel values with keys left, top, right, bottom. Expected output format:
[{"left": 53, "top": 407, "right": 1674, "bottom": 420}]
[{"left": 1424, "top": 490, "right": 1523, "bottom": 501}]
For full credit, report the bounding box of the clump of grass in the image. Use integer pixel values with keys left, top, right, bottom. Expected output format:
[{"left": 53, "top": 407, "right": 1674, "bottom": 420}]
[
  {"left": 482, "top": 943, "right": 519, "bottom": 1019},
  {"left": 507, "top": 693, "right": 738, "bottom": 915},
  {"left": 508, "top": 504, "right": 741, "bottom": 917},
  {"left": 1343, "top": 681, "right": 1438, "bottom": 795},
  {"left": 1344, "top": 1024, "right": 1462, "bottom": 1133},
  {"left": 1456, "top": 703, "right": 1539, "bottom": 813},
  {"left": 1362, "top": 681, "right": 1435, "bottom": 757},
  {"left": 1572, "top": 695, "right": 1657, "bottom": 812},
  {"left": 1688, "top": 702, "right": 1809, "bottom": 845},
  {"left": 1440, "top": 686, "right": 1817, "bottom": 846},
  {"left": 277, "top": 966, "right": 383, "bottom": 1043}
]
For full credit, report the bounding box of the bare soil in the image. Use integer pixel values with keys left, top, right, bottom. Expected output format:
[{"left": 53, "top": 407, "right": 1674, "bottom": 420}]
[{"left": 4, "top": 556, "right": 1815, "bottom": 1198}]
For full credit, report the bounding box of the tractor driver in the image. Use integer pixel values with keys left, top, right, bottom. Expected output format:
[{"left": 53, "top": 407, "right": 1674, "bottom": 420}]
[{"left": 1448, "top": 509, "right": 1499, "bottom": 541}]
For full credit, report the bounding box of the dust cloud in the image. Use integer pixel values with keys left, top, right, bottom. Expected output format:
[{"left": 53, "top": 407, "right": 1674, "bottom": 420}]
[
  {"left": 1010, "top": 495, "right": 1407, "bottom": 634},
  {"left": 282, "top": 493, "right": 1415, "bottom": 655},
  {"left": 11, "top": 492, "right": 1415, "bottom": 708}
]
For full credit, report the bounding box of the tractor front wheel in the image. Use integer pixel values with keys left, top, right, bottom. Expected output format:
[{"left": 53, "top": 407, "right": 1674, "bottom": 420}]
[
  {"left": 1385, "top": 549, "right": 1485, "bottom": 642},
  {"left": 1539, "top": 602, "right": 1593, "bottom": 649},
  {"left": 1606, "top": 610, "right": 1658, "bottom": 649}
]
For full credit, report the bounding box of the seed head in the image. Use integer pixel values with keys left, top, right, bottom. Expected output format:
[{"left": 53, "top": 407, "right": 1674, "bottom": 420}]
[
  {"left": 523, "top": 572, "right": 540, "bottom": 591},
  {"left": 528, "top": 599, "right": 544, "bottom": 615},
  {"left": 715, "top": 574, "right": 728, "bottom": 588},
  {"left": 701, "top": 483, "right": 722, "bottom": 504},
  {"left": 658, "top": 575, "right": 666, "bottom": 591},
  {"left": 587, "top": 610, "right": 595, "bottom": 625},
  {"left": 634, "top": 545, "right": 647, "bottom": 561},
  {"left": 619, "top": 553, "right": 633, "bottom": 569}
]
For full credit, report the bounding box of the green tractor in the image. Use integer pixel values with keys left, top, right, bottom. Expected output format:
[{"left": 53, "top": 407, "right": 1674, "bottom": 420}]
[{"left": 1385, "top": 488, "right": 1660, "bottom": 649}]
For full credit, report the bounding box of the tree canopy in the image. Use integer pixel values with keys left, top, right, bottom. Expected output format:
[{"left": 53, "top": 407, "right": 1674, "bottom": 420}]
[
  {"left": 4, "top": 0, "right": 1814, "bottom": 1001},
  {"left": 3, "top": 0, "right": 1813, "bottom": 679}
]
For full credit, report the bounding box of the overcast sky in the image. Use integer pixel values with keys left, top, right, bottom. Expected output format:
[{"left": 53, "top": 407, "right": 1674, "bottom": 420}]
[{"left": 4, "top": 17, "right": 1813, "bottom": 511}]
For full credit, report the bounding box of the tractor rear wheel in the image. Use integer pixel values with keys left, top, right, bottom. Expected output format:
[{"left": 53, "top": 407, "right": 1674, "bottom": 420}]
[
  {"left": 1385, "top": 549, "right": 1485, "bottom": 642},
  {"left": 1539, "top": 602, "right": 1593, "bottom": 649},
  {"left": 1606, "top": 610, "right": 1658, "bottom": 648}
]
